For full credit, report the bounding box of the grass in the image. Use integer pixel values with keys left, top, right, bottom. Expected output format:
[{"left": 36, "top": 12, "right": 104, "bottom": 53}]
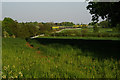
[
  {"left": 61, "top": 28, "right": 113, "bottom": 33},
  {"left": 2, "top": 38, "right": 120, "bottom": 78},
  {"left": 51, "top": 27, "right": 120, "bottom": 39},
  {"left": 38, "top": 36, "right": 120, "bottom": 40}
]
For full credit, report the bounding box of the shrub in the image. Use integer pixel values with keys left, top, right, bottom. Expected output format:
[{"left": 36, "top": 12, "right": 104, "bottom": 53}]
[
  {"left": 93, "top": 24, "right": 99, "bottom": 33},
  {"left": 113, "top": 24, "right": 120, "bottom": 33}
]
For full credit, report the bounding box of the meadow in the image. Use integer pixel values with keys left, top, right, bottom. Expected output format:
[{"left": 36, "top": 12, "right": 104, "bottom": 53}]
[
  {"left": 51, "top": 27, "right": 120, "bottom": 38},
  {"left": 60, "top": 27, "right": 113, "bottom": 33},
  {"left": 2, "top": 37, "right": 120, "bottom": 78}
]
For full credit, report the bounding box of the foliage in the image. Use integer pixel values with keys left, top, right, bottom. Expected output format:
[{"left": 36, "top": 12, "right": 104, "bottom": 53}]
[
  {"left": 93, "top": 24, "right": 99, "bottom": 33},
  {"left": 2, "top": 17, "right": 53, "bottom": 38},
  {"left": 113, "top": 24, "right": 120, "bottom": 32},
  {"left": 55, "top": 22, "right": 75, "bottom": 26},
  {"left": 50, "top": 27, "right": 120, "bottom": 38},
  {"left": 81, "top": 29, "right": 89, "bottom": 33},
  {"left": 98, "top": 20, "right": 109, "bottom": 28},
  {"left": 2, "top": 17, "right": 17, "bottom": 36},
  {"left": 2, "top": 38, "right": 120, "bottom": 78},
  {"left": 87, "top": 2, "right": 120, "bottom": 27},
  {"left": 88, "top": 22, "right": 96, "bottom": 25},
  {"left": 3, "top": 30, "right": 10, "bottom": 38},
  {"left": 1, "top": 17, "right": 78, "bottom": 38}
]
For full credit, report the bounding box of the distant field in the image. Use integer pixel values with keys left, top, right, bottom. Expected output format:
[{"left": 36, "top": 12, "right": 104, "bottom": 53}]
[
  {"left": 60, "top": 28, "right": 113, "bottom": 33},
  {"left": 50, "top": 28, "right": 120, "bottom": 38},
  {"left": 2, "top": 38, "right": 120, "bottom": 78},
  {"left": 60, "top": 28, "right": 93, "bottom": 33}
]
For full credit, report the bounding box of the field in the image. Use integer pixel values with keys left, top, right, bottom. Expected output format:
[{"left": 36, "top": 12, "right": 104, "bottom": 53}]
[
  {"left": 2, "top": 38, "right": 120, "bottom": 78},
  {"left": 50, "top": 27, "right": 120, "bottom": 38},
  {"left": 60, "top": 28, "right": 113, "bottom": 33}
]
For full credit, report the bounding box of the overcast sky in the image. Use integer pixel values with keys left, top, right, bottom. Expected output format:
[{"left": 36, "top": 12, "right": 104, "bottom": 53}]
[
  {"left": 1, "top": 0, "right": 87, "bottom": 2},
  {"left": 2, "top": 2, "right": 102, "bottom": 24}
]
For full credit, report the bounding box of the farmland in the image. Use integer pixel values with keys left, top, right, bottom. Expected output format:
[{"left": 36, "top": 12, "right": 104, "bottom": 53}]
[
  {"left": 2, "top": 24, "right": 120, "bottom": 78},
  {"left": 2, "top": 37, "right": 120, "bottom": 78},
  {"left": 49, "top": 27, "right": 120, "bottom": 39},
  {"left": 1, "top": 2, "right": 120, "bottom": 79}
]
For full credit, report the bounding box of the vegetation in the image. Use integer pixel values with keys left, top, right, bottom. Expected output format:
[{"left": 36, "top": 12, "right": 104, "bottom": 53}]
[
  {"left": 2, "top": 38, "right": 120, "bottom": 78},
  {"left": 2, "top": 2, "right": 120, "bottom": 79},
  {"left": 50, "top": 27, "right": 120, "bottom": 38},
  {"left": 113, "top": 24, "right": 120, "bottom": 33},
  {"left": 2, "top": 17, "right": 120, "bottom": 39},
  {"left": 38, "top": 36, "right": 120, "bottom": 40},
  {"left": 55, "top": 22, "right": 75, "bottom": 26},
  {"left": 2, "top": 17, "right": 88, "bottom": 38},
  {"left": 93, "top": 24, "right": 99, "bottom": 33},
  {"left": 87, "top": 2, "right": 120, "bottom": 27},
  {"left": 2, "top": 17, "right": 54, "bottom": 38},
  {"left": 98, "top": 20, "right": 109, "bottom": 28}
]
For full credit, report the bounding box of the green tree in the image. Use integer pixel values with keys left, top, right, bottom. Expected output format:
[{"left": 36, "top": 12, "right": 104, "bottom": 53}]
[
  {"left": 88, "top": 22, "right": 96, "bottom": 25},
  {"left": 2, "top": 17, "right": 17, "bottom": 36},
  {"left": 87, "top": 2, "right": 120, "bottom": 27},
  {"left": 113, "top": 24, "right": 120, "bottom": 32},
  {"left": 38, "top": 23, "right": 52, "bottom": 34},
  {"left": 98, "top": 20, "right": 109, "bottom": 28},
  {"left": 93, "top": 24, "right": 99, "bottom": 33}
]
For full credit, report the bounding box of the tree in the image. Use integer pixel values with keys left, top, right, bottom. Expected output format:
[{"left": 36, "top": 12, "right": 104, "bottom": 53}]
[
  {"left": 61, "top": 22, "right": 75, "bottom": 26},
  {"left": 86, "top": 2, "right": 120, "bottom": 27},
  {"left": 88, "top": 22, "right": 96, "bottom": 25},
  {"left": 2, "top": 17, "right": 17, "bottom": 36},
  {"left": 93, "top": 24, "right": 99, "bottom": 33},
  {"left": 98, "top": 20, "right": 109, "bottom": 28},
  {"left": 38, "top": 23, "right": 52, "bottom": 34}
]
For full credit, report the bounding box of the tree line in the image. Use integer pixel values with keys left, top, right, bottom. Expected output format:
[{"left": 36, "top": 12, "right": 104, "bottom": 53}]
[{"left": 2, "top": 17, "right": 76, "bottom": 38}]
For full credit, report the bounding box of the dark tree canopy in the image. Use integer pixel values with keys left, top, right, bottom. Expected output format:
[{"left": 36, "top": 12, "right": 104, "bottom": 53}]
[{"left": 87, "top": 2, "right": 120, "bottom": 27}]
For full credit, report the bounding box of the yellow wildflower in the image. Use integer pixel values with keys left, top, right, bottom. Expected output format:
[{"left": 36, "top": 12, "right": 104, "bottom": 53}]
[
  {"left": 2, "top": 75, "right": 6, "bottom": 79},
  {"left": 15, "top": 76, "right": 18, "bottom": 78},
  {"left": 19, "top": 72, "right": 22, "bottom": 75},
  {"left": 8, "top": 65, "right": 9, "bottom": 68},
  {"left": 19, "top": 72, "right": 23, "bottom": 77},
  {"left": 3, "top": 66, "right": 7, "bottom": 70},
  {"left": 21, "top": 74, "right": 23, "bottom": 77},
  {"left": 13, "top": 65, "right": 15, "bottom": 68},
  {"left": 56, "top": 66, "right": 58, "bottom": 68}
]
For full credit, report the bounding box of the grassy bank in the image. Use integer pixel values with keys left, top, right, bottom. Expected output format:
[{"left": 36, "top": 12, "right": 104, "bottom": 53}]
[{"left": 2, "top": 38, "right": 120, "bottom": 78}]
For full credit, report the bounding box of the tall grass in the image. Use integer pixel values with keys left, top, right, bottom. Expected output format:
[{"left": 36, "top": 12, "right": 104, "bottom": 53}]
[{"left": 2, "top": 38, "right": 120, "bottom": 78}]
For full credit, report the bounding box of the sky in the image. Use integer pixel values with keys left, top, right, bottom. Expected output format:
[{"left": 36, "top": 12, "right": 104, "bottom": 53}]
[
  {"left": 1, "top": 0, "right": 88, "bottom": 2},
  {"left": 0, "top": 2, "right": 2, "bottom": 20},
  {"left": 1, "top": 2, "right": 103, "bottom": 24}
]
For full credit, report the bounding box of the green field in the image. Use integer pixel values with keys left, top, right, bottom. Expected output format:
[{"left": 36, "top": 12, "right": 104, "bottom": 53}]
[
  {"left": 51, "top": 28, "right": 120, "bottom": 38},
  {"left": 60, "top": 28, "right": 113, "bottom": 33},
  {"left": 2, "top": 38, "right": 120, "bottom": 78},
  {"left": 38, "top": 36, "right": 120, "bottom": 40}
]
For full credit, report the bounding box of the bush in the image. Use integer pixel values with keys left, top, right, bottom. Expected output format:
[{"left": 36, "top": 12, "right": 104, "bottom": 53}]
[
  {"left": 93, "top": 24, "right": 99, "bottom": 33},
  {"left": 113, "top": 24, "right": 120, "bottom": 33}
]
